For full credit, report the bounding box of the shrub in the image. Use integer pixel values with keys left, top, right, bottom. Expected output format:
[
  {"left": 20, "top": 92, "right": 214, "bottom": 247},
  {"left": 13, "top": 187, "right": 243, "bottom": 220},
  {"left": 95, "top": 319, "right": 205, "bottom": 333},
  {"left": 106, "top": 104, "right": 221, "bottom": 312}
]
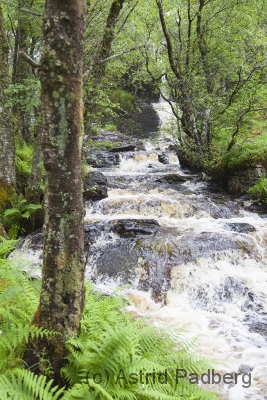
[{"left": 248, "top": 177, "right": 267, "bottom": 203}]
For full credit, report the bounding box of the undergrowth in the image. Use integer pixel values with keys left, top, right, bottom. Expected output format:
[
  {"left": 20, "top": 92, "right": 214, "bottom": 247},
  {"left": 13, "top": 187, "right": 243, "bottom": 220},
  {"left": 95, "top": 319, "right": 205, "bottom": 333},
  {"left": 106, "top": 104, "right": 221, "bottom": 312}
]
[
  {"left": 248, "top": 177, "right": 267, "bottom": 203},
  {"left": 0, "top": 255, "right": 219, "bottom": 399}
]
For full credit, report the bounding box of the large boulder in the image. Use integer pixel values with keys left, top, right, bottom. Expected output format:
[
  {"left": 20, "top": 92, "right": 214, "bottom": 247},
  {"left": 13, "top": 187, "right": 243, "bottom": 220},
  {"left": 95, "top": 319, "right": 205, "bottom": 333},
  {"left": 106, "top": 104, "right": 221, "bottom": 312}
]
[{"left": 83, "top": 171, "right": 108, "bottom": 201}]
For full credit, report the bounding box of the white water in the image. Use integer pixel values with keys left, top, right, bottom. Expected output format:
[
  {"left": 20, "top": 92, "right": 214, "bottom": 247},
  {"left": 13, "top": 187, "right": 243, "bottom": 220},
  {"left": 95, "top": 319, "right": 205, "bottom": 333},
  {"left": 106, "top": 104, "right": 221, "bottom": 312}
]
[
  {"left": 84, "top": 138, "right": 267, "bottom": 399},
  {"left": 12, "top": 101, "right": 267, "bottom": 399}
]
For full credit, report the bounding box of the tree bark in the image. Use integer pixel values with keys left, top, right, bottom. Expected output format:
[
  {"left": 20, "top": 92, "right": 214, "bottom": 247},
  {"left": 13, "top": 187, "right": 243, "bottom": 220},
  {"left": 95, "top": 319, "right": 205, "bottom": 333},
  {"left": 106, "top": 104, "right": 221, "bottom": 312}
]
[
  {"left": 14, "top": 0, "right": 33, "bottom": 144},
  {"left": 0, "top": 5, "right": 16, "bottom": 188},
  {"left": 26, "top": 0, "right": 86, "bottom": 383}
]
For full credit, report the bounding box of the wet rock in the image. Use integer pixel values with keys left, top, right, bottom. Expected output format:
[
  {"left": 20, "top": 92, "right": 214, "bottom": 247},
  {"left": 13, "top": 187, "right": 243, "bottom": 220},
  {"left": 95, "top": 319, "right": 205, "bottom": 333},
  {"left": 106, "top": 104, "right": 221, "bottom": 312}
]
[
  {"left": 155, "top": 174, "right": 187, "bottom": 183},
  {"left": 86, "top": 129, "right": 145, "bottom": 152},
  {"left": 84, "top": 222, "right": 107, "bottom": 245},
  {"left": 238, "top": 365, "right": 253, "bottom": 374},
  {"left": 248, "top": 322, "right": 267, "bottom": 338},
  {"left": 158, "top": 152, "right": 169, "bottom": 164},
  {"left": 83, "top": 171, "right": 108, "bottom": 201},
  {"left": 16, "top": 229, "right": 43, "bottom": 252},
  {"left": 86, "top": 150, "right": 120, "bottom": 168},
  {"left": 224, "top": 223, "right": 256, "bottom": 233},
  {"left": 109, "top": 144, "right": 136, "bottom": 152},
  {"left": 112, "top": 219, "right": 160, "bottom": 237}
]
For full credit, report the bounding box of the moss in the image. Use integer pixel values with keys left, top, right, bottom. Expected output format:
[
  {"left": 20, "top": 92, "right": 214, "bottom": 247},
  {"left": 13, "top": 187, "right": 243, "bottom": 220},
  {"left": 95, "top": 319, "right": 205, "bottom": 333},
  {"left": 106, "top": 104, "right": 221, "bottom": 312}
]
[
  {"left": 58, "top": 98, "right": 68, "bottom": 155},
  {"left": 0, "top": 181, "right": 15, "bottom": 211}
]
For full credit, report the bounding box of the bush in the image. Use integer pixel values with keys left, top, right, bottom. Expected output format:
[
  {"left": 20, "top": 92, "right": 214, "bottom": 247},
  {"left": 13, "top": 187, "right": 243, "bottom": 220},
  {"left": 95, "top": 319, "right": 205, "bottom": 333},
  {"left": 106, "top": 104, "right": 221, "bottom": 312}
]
[
  {"left": 248, "top": 177, "right": 267, "bottom": 203},
  {"left": 108, "top": 88, "right": 135, "bottom": 113}
]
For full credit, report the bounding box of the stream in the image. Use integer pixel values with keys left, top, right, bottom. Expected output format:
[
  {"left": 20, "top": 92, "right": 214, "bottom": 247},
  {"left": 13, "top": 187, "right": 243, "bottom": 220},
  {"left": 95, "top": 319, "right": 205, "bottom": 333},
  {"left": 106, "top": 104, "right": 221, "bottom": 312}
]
[{"left": 13, "top": 100, "right": 267, "bottom": 399}]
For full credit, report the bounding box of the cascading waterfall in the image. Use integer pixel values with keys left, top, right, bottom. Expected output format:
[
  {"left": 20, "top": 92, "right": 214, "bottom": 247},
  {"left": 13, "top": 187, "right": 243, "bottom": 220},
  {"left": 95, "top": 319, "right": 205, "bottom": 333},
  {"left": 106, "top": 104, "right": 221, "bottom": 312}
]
[{"left": 13, "top": 100, "right": 267, "bottom": 399}]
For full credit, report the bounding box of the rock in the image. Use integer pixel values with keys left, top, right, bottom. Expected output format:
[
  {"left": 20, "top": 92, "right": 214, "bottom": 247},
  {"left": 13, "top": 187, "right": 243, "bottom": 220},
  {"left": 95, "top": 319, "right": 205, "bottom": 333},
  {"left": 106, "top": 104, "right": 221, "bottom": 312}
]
[
  {"left": 228, "top": 176, "right": 244, "bottom": 195},
  {"left": 238, "top": 365, "right": 253, "bottom": 374},
  {"left": 158, "top": 152, "right": 169, "bottom": 164},
  {"left": 85, "top": 129, "right": 146, "bottom": 153},
  {"left": 109, "top": 144, "right": 136, "bottom": 152},
  {"left": 112, "top": 219, "right": 160, "bottom": 237},
  {"left": 86, "top": 150, "right": 120, "bottom": 168},
  {"left": 83, "top": 171, "right": 108, "bottom": 201},
  {"left": 201, "top": 172, "right": 212, "bottom": 182},
  {"left": 248, "top": 322, "right": 267, "bottom": 337},
  {"left": 117, "top": 103, "right": 160, "bottom": 138},
  {"left": 155, "top": 174, "right": 188, "bottom": 183},
  {"left": 84, "top": 221, "right": 107, "bottom": 245},
  {"left": 224, "top": 223, "right": 256, "bottom": 233},
  {"left": 228, "top": 165, "right": 266, "bottom": 194}
]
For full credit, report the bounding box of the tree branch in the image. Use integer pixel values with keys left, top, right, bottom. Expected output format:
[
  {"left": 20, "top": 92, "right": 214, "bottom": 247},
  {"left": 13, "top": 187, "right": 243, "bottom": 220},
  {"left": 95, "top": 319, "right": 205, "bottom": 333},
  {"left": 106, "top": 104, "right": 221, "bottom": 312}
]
[
  {"left": 19, "top": 50, "right": 39, "bottom": 68},
  {"left": 20, "top": 7, "right": 42, "bottom": 17},
  {"left": 100, "top": 43, "right": 146, "bottom": 63},
  {"left": 84, "top": 43, "right": 147, "bottom": 80}
]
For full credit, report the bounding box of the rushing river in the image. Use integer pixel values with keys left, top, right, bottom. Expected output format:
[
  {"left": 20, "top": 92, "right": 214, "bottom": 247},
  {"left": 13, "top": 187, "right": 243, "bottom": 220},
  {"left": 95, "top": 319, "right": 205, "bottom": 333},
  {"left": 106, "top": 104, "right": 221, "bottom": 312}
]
[{"left": 13, "top": 101, "right": 267, "bottom": 399}]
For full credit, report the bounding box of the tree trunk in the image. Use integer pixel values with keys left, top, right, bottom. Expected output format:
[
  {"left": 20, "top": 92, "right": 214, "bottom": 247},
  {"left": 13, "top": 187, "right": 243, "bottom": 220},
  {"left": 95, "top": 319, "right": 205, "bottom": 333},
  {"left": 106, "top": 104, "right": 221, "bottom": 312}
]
[
  {"left": 26, "top": 0, "right": 86, "bottom": 383},
  {"left": 90, "top": 0, "right": 126, "bottom": 80},
  {"left": 14, "top": 0, "right": 33, "bottom": 144},
  {"left": 25, "top": 107, "right": 43, "bottom": 204},
  {"left": 0, "top": 5, "right": 16, "bottom": 188}
]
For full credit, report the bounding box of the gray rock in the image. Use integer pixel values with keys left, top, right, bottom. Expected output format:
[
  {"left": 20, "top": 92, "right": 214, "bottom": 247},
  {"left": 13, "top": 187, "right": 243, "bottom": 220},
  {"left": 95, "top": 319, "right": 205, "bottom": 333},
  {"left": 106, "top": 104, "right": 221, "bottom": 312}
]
[
  {"left": 86, "top": 150, "right": 120, "bottom": 168},
  {"left": 238, "top": 365, "right": 253, "bottom": 374},
  {"left": 228, "top": 176, "right": 244, "bottom": 195},
  {"left": 83, "top": 171, "right": 108, "bottom": 201},
  {"left": 112, "top": 219, "right": 160, "bottom": 237},
  {"left": 158, "top": 152, "right": 169, "bottom": 164},
  {"left": 155, "top": 174, "right": 188, "bottom": 183},
  {"left": 224, "top": 223, "right": 256, "bottom": 233},
  {"left": 109, "top": 144, "right": 136, "bottom": 152}
]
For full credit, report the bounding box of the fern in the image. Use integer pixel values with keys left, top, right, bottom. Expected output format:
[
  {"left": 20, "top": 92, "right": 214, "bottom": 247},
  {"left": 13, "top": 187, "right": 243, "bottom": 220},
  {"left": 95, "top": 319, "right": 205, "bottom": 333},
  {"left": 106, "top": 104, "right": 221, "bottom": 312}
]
[
  {"left": 0, "top": 369, "right": 64, "bottom": 400},
  {"left": 3, "top": 193, "right": 42, "bottom": 238},
  {"left": 62, "top": 283, "right": 219, "bottom": 400},
  {"left": 0, "top": 259, "right": 55, "bottom": 374},
  {"left": 0, "top": 273, "right": 219, "bottom": 399},
  {"left": 0, "top": 236, "right": 18, "bottom": 260}
]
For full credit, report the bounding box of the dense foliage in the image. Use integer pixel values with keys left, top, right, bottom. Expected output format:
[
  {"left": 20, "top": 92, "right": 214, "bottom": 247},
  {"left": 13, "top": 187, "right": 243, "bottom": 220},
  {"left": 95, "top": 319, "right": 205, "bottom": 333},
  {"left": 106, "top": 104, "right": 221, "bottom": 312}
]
[{"left": 0, "top": 254, "right": 218, "bottom": 399}]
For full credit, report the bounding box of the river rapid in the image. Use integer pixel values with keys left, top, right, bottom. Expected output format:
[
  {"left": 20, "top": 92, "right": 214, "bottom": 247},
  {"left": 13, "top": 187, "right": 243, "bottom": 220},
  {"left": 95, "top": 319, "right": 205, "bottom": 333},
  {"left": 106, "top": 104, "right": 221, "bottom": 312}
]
[
  {"left": 13, "top": 101, "right": 267, "bottom": 399},
  {"left": 85, "top": 100, "right": 267, "bottom": 400}
]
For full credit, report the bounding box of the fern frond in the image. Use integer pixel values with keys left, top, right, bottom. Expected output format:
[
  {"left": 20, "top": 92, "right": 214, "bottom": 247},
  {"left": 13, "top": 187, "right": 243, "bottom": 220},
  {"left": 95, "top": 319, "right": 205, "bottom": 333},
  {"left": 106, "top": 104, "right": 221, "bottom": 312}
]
[{"left": 0, "top": 369, "right": 64, "bottom": 399}]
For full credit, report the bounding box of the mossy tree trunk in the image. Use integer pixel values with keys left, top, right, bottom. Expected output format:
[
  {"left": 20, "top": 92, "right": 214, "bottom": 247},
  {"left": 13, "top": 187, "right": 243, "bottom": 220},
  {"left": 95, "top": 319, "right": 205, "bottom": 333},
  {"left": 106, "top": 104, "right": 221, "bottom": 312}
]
[
  {"left": 26, "top": 0, "right": 86, "bottom": 383},
  {"left": 90, "top": 0, "right": 126, "bottom": 81},
  {"left": 0, "top": 5, "right": 16, "bottom": 188},
  {"left": 14, "top": 0, "right": 33, "bottom": 144}
]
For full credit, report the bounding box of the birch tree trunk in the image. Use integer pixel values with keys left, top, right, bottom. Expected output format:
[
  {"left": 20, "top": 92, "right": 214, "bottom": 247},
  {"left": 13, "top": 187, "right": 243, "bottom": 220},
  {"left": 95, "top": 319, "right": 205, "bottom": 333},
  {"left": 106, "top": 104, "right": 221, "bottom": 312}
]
[{"left": 26, "top": 0, "right": 86, "bottom": 382}]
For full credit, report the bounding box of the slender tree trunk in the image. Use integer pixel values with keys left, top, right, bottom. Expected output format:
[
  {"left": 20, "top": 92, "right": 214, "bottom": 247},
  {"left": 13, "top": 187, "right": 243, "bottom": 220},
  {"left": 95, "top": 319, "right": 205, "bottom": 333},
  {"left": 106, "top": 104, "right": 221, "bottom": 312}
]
[
  {"left": 26, "top": 0, "right": 86, "bottom": 383},
  {"left": 25, "top": 107, "right": 43, "bottom": 204},
  {"left": 15, "top": 0, "right": 33, "bottom": 144},
  {"left": 0, "top": 5, "right": 16, "bottom": 188},
  {"left": 90, "top": 0, "right": 126, "bottom": 80},
  {"left": 156, "top": 0, "right": 203, "bottom": 156}
]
